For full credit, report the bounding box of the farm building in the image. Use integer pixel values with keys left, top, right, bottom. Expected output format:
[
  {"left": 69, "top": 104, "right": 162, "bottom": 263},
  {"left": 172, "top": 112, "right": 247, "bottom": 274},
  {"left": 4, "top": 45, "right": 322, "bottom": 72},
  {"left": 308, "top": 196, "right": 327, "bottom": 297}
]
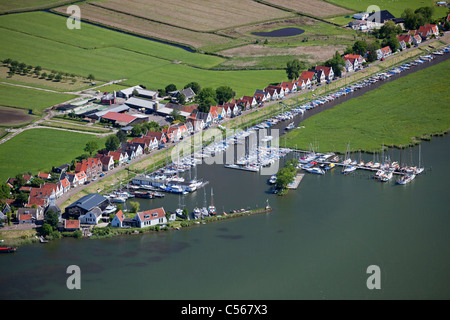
[
  {"left": 124, "top": 96, "right": 158, "bottom": 112},
  {"left": 100, "top": 111, "right": 148, "bottom": 127},
  {"left": 100, "top": 93, "right": 116, "bottom": 105}
]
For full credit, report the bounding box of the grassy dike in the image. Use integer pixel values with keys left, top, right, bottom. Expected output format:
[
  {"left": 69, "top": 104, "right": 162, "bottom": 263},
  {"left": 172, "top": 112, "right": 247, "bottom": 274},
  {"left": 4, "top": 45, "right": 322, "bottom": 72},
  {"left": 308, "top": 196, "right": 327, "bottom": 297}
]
[{"left": 283, "top": 58, "right": 450, "bottom": 154}]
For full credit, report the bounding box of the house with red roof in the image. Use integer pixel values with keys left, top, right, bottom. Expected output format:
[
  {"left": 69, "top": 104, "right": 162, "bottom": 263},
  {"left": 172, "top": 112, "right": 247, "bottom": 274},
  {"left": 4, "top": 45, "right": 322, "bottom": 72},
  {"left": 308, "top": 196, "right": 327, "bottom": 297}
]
[
  {"left": 221, "top": 102, "right": 239, "bottom": 116},
  {"left": 75, "top": 157, "right": 102, "bottom": 179},
  {"left": 265, "top": 85, "right": 286, "bottom": 99},
  {"left": 27, "top": 186, "right": 55, "bottom": 208},
  {"left": 41, "top": 182, "right": 63, "bottom": 198},
  {"left": 300, "top": 71, "right": 317, "bottom": 84},
  {"left": 111, "top": 210, "right": 125, "bottom": 228},
  {"left": 210, "top": 105, "right": 226, "bottom": 121},
  {"left": 96, "top": 154, "right": 114, "bottom": 171},
  {"left": 397, "top": 34, "right": 413, "bottom": 46},
  {"left": 133, "top": 207, "right": 167, "bottom": 228},
  {"left": 280, "top": 81, "right": 297, "bottom": 94},
  {"left": 37, "top": 172, "right": 51, "bottom": 180},
  {"left": 314, "top": 66, "right": 334, "bottom": 81},
  {"left": 344, "top": 54, "right": 365, "bottom": 71},
  {"left": 375, "top": 46, "right": 392, "bottom": 60},
  {"left": 145, "top": 131, "right": 166, "bottom": 147},
  {"left": 108, "top": 151, "right": 127, "bottom": 166},
  {"left": 17, "top": 208, "right": 41, "bottom": 224},
  {"left": 237, "top": 96, "right": 257, "bottom": 110},
  {"left": 59, "top": 177, "right": 71, "bottom": 194},
  {"left": 62, "top": 219, "right": 80, "bottom": 232},
  {"left": 417, "top": 24, "right": 439, "bottom": 40}
]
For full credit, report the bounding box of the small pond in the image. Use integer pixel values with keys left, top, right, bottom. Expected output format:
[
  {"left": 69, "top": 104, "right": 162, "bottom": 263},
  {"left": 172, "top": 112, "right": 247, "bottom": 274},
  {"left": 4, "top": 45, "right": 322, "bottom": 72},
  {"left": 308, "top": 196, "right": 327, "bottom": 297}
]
[{"left": 252, "top": 27, "right": 305, "bottom": 37}]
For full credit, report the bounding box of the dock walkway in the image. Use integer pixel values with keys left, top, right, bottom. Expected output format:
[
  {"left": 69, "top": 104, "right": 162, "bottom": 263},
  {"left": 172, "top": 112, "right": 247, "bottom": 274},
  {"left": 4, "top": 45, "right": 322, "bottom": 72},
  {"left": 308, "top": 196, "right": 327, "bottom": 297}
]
[{"left": 287, "top": 173, "right": 305, "bottom": 189}]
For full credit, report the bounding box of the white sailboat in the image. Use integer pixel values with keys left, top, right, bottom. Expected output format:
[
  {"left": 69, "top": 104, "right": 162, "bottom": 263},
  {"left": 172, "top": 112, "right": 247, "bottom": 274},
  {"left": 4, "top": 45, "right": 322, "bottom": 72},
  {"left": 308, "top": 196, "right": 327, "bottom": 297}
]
[{"left": 208, "top": 188, "right": 216, "bottom": 215}]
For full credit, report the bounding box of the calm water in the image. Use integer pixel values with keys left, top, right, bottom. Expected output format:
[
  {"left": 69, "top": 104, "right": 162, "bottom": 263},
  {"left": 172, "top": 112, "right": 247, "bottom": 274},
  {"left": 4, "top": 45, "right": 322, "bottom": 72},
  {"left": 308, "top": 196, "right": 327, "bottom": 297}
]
[
  {"left": 252, "top": 27, "right": 305, "bottom": 37},
  {"left": 1, "top": 134, "right": 449, "bottom": 300}
]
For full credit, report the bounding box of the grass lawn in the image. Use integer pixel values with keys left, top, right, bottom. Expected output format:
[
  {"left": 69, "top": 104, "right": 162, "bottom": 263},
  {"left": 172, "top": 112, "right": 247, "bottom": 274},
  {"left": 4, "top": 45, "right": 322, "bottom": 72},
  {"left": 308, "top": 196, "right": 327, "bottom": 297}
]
[
  {"left": 0, "top": 128, "right": 108, "bottom": 182},
  {"left": 283, "top": 58, "right": 450, "bottom": 154},
  {"left": 0, "top": 83, "right": 77, "bottom": 115},
  {"left": 325, "top": 0, "right": 449, "bottom": 19},
  {"left": 0, "top": 12, "right": 286, "bottom": 98}
]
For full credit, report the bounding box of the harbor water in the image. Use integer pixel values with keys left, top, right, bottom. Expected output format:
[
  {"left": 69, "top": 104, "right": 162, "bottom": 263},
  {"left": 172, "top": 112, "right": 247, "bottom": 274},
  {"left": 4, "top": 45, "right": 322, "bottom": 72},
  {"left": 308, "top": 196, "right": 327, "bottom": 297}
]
[{"left": 0, "top": 134, "right": 449, "bottom": 300}]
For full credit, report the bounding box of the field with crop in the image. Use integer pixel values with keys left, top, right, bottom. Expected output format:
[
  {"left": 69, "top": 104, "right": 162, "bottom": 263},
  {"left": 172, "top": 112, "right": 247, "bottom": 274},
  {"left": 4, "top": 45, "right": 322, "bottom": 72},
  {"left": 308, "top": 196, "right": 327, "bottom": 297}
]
[
  {"left": 283, "top": 59, "right": 450, "bottom": 154},
  {"left": 0, "top": 128, "right": 108, "bottom": 181},
  {"left": 263, "top": 0, "right": 352, "bottom": 18},
  {"left": 0, "top": 0, "right": 73, "bottom": 13},
  {"left": 88, "top": 0, "right": 293, "bottom": 32},
  {"left": 53, "top": 3, "right": 244, "bottom": 53}
]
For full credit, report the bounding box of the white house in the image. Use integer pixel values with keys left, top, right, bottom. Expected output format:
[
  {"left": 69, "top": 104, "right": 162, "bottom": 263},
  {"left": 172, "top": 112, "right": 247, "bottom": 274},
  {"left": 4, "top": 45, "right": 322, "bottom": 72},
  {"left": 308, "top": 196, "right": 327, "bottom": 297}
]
[
  {"left": 134, "top": 208, "right": 167, "bottom": 228},
  {"left": 79, "top": 207, "right": 102, "bottom": 225},
  {"left": 111, "top": 210, "right": 125, "bottom": 228}
]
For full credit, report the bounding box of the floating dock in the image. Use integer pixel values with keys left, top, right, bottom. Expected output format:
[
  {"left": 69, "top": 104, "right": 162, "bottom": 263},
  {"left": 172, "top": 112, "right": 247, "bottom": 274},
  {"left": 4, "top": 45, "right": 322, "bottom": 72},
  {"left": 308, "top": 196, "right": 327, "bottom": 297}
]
[{"left": 287, "top": 173, "right": 305, "bottom": 189}]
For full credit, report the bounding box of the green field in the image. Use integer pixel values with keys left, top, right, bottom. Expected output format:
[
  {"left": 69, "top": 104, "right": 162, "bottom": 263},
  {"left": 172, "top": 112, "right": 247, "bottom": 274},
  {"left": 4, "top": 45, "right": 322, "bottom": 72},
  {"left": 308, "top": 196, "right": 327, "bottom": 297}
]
[
  {"left": 0, "top": 12, "right": 286, "bottom": 98},
  {"left": 0, "top": 128, "right": 108, "bottom": 181},
  {"left": 284, "top": 59, "right": 450, "bottom": 154},
  {"left": 325, "top": 0, "right": 448, "bottom": 19},
  {"left": 0, "top": 83, "right": 77, "bottom": 114}
]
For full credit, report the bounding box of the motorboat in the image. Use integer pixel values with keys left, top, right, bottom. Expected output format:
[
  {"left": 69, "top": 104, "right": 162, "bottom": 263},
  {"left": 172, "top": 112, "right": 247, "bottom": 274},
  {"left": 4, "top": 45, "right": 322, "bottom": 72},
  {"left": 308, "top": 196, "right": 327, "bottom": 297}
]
[
  {"left": 306, "top": 167, "right": 325, "bottom": 175},
  {"left": 342, "top": 166, "right": 357, "bottom": 174},
  {"left": 268, "top": 175, "right": 277, "bottom": 184},
  {"left": 396, "top": 173, "right": 416, "bottom": 185}
]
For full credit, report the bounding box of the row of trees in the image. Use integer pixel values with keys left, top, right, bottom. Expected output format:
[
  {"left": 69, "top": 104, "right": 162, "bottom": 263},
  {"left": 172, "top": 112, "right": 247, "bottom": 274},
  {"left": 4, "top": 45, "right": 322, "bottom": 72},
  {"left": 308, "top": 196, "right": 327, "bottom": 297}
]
[
  {"left": 2, "top": 58, "right": 95, "bottom": 83},
  {"left": 156, "top": 80, "right": 235, "bottom": 113}
]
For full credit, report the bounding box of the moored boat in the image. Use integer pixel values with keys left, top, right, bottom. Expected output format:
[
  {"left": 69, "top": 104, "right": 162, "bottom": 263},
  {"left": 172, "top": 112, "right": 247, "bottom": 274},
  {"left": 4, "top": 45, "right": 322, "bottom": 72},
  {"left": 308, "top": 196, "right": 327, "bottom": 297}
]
[
  {"left": 396, "top": 173, "right": 416, "bottom": 185},
  {"left": 306, "top": 167, "right": 325, "bottom": 175},
  {"left": 0, "top": 246, "right": 17, "bottom": 253}
]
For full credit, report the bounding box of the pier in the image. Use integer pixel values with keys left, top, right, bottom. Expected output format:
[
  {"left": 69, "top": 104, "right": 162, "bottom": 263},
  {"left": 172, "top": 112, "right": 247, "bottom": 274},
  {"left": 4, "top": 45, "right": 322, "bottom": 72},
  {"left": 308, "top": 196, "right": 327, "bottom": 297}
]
[{"left": 287, "top": 173, "right": 305, "bottom": 189}]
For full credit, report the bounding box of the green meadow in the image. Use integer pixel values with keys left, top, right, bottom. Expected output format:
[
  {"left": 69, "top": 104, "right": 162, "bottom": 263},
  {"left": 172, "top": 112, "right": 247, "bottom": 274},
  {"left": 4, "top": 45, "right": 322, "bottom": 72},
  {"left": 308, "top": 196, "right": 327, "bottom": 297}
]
[
  {"left": 284, "top": 59, "right": 450, "bottom": 154},
  {"left": 325, "top": 0, "right": 448, "bottom": 19},
  {"left": 0, "top": 12, "right": 286, "bottom": 97},
  {"left": 0, "top": 128, "right": 108, "bottom": 181},
  {"left": 0, "top": 83, "right": 77, "bottom": 114}
]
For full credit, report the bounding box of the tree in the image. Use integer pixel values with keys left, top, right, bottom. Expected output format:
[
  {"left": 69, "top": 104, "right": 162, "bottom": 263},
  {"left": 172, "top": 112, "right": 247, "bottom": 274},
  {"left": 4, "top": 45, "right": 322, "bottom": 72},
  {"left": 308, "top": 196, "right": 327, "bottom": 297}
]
[
  {"left": 184, "top": 81, "right": 201, "bottom": 94},
  {"left": 131, "top": 125, "right": 142, "bottom": 137},
  {"left": 198, "top": 96, "right": 216, "bottom": 113},
  {"left": 176, "top": 92, "right": 186, "bottom": 105},
  {"left": 130, "top": 201, "right": 140, "bottom": 213},
  {"left": 325, "top": 51, "right": 345, "bottom": 77},
  {"left": 84, "top": 140, "right": 98, "bottom": 156},
  {"left": 165, "top": 83, "right": 177, "bottom": 93},
  {"left": 285, "top": 59, "right": 303, "bottom": 80},
  {"left": 14, "top": 174, "right": 26, "bottom": 188},
  {"left": 0, "top": 183, "right": 10, "bottom": 199},
  {"left": 116, "top": 130, "right": 127, "bottom": 143},
  {"left": 105, "top": 135, "right": 120, "bottom": 151},
  {"left": 197, "top": 87, "right": 217, "bottom": 112},
  {"left": 41, "top": 223, "right": 53, "bottom": 237},
  {"left": 15, "top": 192, "right": 29, "bottom": 206},
  {"left": 44, "top": 210, "right": 60, "bottom": 230},
  {"left": 352, "top": 40, "right": 368, "bottom": 56},
  {"left": 382, "top": 34, "right": 400, "bottom": 53},
  {"left": 215, "top": 86, "right": 234, "bottom": 104},
  {"left": 87, "top": 74, "right": 95, "bottom": 81}
]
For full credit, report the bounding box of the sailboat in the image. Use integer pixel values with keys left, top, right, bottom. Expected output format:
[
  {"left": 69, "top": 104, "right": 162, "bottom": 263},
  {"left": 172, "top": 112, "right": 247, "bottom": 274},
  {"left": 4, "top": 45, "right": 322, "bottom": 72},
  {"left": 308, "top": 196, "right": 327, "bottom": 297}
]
[
  {"left": 208, "top": 188, "right": 216, "bottom": 215},
  {"left": 342, "top": 141, "right": 356, "bottom": 174},
  {"left": 201, "top": 188, "right": 209, "bottom": 218}
]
